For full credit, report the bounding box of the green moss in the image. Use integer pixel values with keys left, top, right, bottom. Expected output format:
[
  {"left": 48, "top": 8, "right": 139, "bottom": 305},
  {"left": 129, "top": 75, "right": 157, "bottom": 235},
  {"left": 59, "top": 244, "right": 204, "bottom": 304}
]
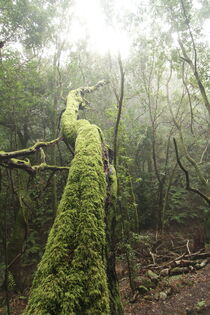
[
  {"left": 24, "top": 88, "right": 110, "bottom": 314},
  {"left": 109, "top": 166, "right": 117, "bottom": 198},
  {"left": 10, "top": 158, "right": 31, "bottom": 166}
]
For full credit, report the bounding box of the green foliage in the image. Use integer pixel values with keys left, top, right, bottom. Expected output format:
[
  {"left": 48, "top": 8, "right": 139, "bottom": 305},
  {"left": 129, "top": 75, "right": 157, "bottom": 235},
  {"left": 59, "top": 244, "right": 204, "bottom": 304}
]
[
  {"left": 117, "top": 155, "right": 139, "bottom": 233},
  {"left": 0, "top": 0, "right": 54, "bottom": 48},
  {"left": 23, "top": 230, "right": 43, "bottom": 263},
  {"left": 0, "top": 52, "right": 51, "bottom": 148},
  {"left": 169, "top": 187, "right": 186, "bottom": 209},
  {"left": 164, "top": 185, "right": 208, "bottom": 225},
  {"left": 7, "top": 271, "right": 16, "bottom": 290},
  {"left": 195, "top": 299, "right": 206, "bottom": 310}
]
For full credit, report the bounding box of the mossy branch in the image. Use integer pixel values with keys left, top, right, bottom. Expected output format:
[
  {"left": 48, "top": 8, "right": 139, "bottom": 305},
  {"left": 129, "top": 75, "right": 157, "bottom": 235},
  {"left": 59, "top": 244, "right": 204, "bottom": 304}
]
[
  {"left": 0, "top": 158, "right": 69, "bottom": 174},
  {"left": 62, "top": 80, "right": 109, "bottom": 145},
  {"left": 81, "top": 80, "right": 109, "bottom": 94},
  {"left": 0, "top": 137, "right": 63, "bottom": 161},
  {"left": 24, "top": 81, "right": 114, "bottom": 315}
]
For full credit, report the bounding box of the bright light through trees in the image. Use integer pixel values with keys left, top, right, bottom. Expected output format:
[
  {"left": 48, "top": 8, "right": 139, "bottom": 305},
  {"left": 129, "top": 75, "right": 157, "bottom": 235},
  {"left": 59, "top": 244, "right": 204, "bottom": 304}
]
[
  {"left": 71, "top": 0, "right": 132, "bottom": 57},
  {"left": 71, "top": 0, "right": 210, "bottom": 58}
]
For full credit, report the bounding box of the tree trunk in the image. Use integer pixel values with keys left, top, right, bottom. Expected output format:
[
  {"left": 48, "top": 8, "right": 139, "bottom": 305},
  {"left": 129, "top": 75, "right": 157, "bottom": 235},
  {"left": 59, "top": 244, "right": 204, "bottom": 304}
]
[{"left": 24, "top": 82, "right": 122, "bottom": 314}]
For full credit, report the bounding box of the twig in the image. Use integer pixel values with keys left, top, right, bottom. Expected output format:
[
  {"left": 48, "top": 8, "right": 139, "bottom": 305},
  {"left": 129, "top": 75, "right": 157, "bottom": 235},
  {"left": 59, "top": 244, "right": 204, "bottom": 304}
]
[
  {"left": 153, "top": 253, "right": 186, "bottom": 269},
  {"left": 199, "top": 141, "right": 209, "bottom": 164},
  {"left": 36, "top": 171, "right": 56, "bottom": 200},
  {"left": 64, "top": 140, "right": 75, "bottom": 156},
  {"left": 7, "top": 253, "right": 22, "bottom": 270},
  {"left": 149, "top": 250, "right": 156, "bottom": 265},
  {"left": 186, "top": 240, "right": 191, "bottom": 256}
]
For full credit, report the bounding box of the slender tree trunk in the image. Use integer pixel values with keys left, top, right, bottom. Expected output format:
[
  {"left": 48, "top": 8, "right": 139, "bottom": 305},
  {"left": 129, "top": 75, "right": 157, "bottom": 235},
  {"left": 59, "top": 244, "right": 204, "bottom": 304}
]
[
  {"left": 113, "top": 54, "right": 125, "bottom": 168},
  {"left": 105, "top": 164, "right": 124, "bottom": 314},
  {"left": 2, "top": 169, "right": 11, "bottom": 315},
  {"left": 7, "top": 124, "right": 31, "bottom": 290}
]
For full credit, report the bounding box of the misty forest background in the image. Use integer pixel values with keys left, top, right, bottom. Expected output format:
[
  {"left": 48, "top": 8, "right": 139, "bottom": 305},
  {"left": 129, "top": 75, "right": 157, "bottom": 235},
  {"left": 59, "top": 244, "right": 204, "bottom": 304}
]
[{"left": 0, "top": 0, "right": 210, "bottom": 313}]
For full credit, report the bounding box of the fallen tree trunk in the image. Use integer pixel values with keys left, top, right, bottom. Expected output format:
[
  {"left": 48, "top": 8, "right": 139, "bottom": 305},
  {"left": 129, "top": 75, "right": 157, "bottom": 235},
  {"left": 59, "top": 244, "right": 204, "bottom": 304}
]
[{"left": 24, "top": 82, "right": 122, "bottom": 314}]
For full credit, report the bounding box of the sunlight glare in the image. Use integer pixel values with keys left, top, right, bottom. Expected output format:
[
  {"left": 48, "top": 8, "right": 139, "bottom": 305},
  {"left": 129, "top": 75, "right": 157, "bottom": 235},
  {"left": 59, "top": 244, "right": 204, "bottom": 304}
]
[
  {"left": 203, "top": 19, "right": 210, "bottom": 43},
  {"left": 71, "top": 0, "right": 131, "bottom": 57}
]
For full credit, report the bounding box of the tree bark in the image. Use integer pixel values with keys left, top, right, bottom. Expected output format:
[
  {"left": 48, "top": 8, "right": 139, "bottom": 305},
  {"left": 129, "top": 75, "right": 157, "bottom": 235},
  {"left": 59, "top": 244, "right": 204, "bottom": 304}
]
[{"left": 113, "top": 54, "right": 125, "bottom": 169}]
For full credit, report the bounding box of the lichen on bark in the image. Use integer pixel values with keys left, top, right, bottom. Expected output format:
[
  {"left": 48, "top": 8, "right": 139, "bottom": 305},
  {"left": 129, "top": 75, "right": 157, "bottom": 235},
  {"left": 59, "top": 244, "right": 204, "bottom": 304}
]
[{"left": 24, "top": 83, "right": 111, "bottom": 314}]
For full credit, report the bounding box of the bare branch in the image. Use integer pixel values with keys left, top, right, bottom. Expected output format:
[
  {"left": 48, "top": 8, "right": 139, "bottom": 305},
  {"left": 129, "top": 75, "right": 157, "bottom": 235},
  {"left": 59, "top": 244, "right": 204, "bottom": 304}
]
[
  {"left": 81, "top": 80, "right": 109, "bottom": 95},
  {"left": 167, "top": 65, "right": 208, "bottom": 188},
  {"left": 181, "top": 62, "right": 194, "bottom": 134},
  {"left": 173, "top": 138, "right": 210, "bottom": 205},
  {"left": 199, "top": 141, "right": 209, "bottom": 164},
  {"left": 179, "top": 39, "right": 210, "bottom": 117},
  {"left": 180, "top": 0, "right": 197, "bottom": 69}
]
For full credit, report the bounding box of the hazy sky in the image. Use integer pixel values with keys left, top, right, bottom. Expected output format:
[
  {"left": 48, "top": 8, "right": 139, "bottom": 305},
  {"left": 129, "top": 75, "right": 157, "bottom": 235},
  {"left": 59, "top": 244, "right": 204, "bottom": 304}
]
[
  {"left": 71, "top": 0, "right": 210, "bottom": 57},
  {"left": 71, "top": 0, "right": 137, "bottom": 56}
]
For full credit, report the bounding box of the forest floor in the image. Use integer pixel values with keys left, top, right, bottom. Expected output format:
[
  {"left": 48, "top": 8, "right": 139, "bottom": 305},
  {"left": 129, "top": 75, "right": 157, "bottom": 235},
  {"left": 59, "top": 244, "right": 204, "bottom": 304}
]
[
  {"left": 118, "top": 230, "right": 210, "bottom": 315},
  {"left": 6, "top": 261, "right": 210, "bottom": 315},
  {"left": 1, "top": 231, "right": 210, "bottom": 315},
  {"left": 119, "top": 262, "right": 210, "bottom": 315}
]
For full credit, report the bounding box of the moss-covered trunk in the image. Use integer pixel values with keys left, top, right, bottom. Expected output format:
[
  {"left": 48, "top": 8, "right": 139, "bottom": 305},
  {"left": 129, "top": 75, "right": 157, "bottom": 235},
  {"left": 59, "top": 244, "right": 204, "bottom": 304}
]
[{"left": 24, "top": 83, "right": 121, "bottom": 314}]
